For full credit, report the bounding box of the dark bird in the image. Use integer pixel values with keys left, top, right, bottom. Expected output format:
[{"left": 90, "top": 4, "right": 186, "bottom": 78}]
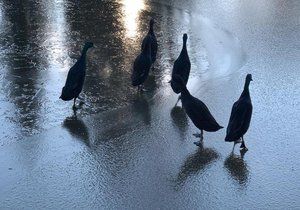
[
  {"left": 141, "top": 18, "right": 157, "bottom": 65},
  {"left": 60, "top": 42, "right": 94, "bottom": 109},
  {"left": 131, "top": 35, "right": 152, "bottom": 91},
  {"left": 170, "top": 33, "right": 191, "bottom": 105},
  {"left": 225, "top": 74, "right": 253, "bottom": 150},
  {"left": 172, "top": 75, "right": 223, "bottom": 146}
]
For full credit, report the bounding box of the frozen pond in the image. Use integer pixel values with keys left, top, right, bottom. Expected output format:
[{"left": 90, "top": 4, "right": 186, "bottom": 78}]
[{"left": 0, "top": 0, "right": 299, "bottom": 209}]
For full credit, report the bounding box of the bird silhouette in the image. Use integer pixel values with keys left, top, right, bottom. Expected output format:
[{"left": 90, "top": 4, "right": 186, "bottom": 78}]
[
  {"left": 172, "top": 75, "right": 223, "bottom": 146},
  {"left": 170, "top": 33, "right": 191, "bottom": 105},
  {"left": 60, "top": 42, "right": 94, "bottom": 109},
  {"left": 141, "top": 18, "right": 157, "bottom": 65},
  {"left": 225, "top": 74, "right": 253, "bottom": 150},
  {"left": 131, "top": 35, "right": 152, "bottom": 92}
]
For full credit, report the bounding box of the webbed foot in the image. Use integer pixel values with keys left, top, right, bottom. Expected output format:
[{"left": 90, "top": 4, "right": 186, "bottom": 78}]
[
  {"left": 193, "top": 141, "right": 203, "bottom": 147},
  {"left": 193, "top": 133, "right": 201, "bottom": 138},
  {"left": 240, "top": 148, "right": 248, "bottom": 158},
  {"left": 193, "top": 133, "right": 203, "bottom": 140},
  {"left": 240, "top": 140, "right": 248, "bottom": 151}
]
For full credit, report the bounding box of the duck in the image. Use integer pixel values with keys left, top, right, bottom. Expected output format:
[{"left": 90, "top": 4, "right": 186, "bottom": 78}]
[
  {"left": 131, "top": 35, "right": 152, "bottom": 91},
  {"left": 170, "top": 33, "right": 191, "bottom": 105},
  {"left": 60, "top": 42, "right": 94, "bottom": 109},
  {"left": 141, "top": 18, "right": 157, "bottom": 64},
  {"left": 225, "top": 74, "right": 253, "bottom": 150},
  {"left": 172, "top": 75, "right": 223, "bottom": 146}
]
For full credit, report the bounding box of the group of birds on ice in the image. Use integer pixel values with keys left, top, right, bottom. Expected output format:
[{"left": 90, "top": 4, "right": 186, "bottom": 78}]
[{"left": 60, "top": 19, "right": 253, "bottom": 151}]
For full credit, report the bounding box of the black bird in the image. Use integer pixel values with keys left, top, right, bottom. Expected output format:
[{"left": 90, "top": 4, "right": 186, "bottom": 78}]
[
  {"left": 141, "top": 18, "right": 157, "bottom": 64},
  {"left": 131, "top": 35, "right": 152, "bottom": 91},
  {"left": 172, "top": 75, "right": 223, "bottom": 145},
  {"left": 170, "top": 33, "right": 191, "bottom": 105},
  {"left": 60, "top": 42, "right": 94, "bottom": 109},
  {"left": 225, "top": 74, "right": 253, "bottom": 150}
]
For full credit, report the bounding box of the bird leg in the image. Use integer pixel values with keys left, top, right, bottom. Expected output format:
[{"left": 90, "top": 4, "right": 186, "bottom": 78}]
[
  {"left": 194, "top": 140, "right": 203, "bottom": 147},
  {"left": 240, "top": 147, "right": 248, "bottom": 158},
  {"left": 174, "top": 95, "right": 181, "bottom": 107},
  {"left": 137, "top": 85, "right": 146, "bottom": 93},
  {"left": 193, "top": 130, "right": 203, "bottom": 139},
  {"left": 236, "top": 138, "right": 242, "bottom": 144},
  {"left": 73, "top": 107, "right": 77, "bottom": 116},
  {"left": 79, "top": 101, "right": 85, "bottom": 108},
  {"left": 77, "top": 96, "right": 85, "bottom": 104},
  {"left": 240, "top": 136, "right": 248, "bottom": 151},
  {"left": 232, "top": 141, "right": 238, "bottom": 152},
  {"left": 140, "top": 84, "right": 147, "bottom": 92},
  {"left": 72, "top": 98, "right": 78, "bottom": 110},
  {"left": 193, "top": 133, "right": 202, "bottom": 138},
  {"left": 232, "top": 138, "right": 243, "bottom": 152},
  {"left": 193, "top": 130, "right": 204, "bottom": 146},
  {"left": 232, "top": 143, "right": 235, "bottom": 152}
]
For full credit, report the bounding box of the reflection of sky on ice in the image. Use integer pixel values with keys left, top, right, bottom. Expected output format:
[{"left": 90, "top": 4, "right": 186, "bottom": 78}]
[{"left": 0, "top": 0, "right": 299, "bottom": 209}]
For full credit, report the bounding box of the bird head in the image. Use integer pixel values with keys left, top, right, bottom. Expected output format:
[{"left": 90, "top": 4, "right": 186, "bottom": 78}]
[
  {"left": 183, "top": 33, "right": 188, "bottom": 42},
  {"left": 246, "top": 74, "right": 253, "bottom": 82},
  {"left": 84, "top": 42, "right": 94, "bottom": 49},
  {"left": 150, "top": 18, "right": 155, "bottom": 26}
]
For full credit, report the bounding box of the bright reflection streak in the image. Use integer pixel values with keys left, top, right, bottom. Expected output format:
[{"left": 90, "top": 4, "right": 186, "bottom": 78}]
[
  {"left": 0, "top": 4, "right": 3, "bottom": 25},
  {"left": 43, "top": 0, "right": 71, "bottom": 71},
  {"left": 121, "top": 0, "right": 145, "bottom": 38}
]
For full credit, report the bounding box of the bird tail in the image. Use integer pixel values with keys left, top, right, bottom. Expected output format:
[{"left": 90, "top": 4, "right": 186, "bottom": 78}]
[
  {"left": 170, "top": 81, "right": 182, "bottom": 94},
  {"left": 224, "top": 136, "right": 231, "bottom": 142},
  {"left": 60, "top": 87, "right": 74, "bottom": 101},
  {"left": 224, "top": 134, "right": 235, "bottom": 142}
]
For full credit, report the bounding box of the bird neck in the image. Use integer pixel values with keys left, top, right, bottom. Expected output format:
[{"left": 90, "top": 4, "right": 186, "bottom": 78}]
[
  {"left": 148, "top": 24, "right": 154, "bottom": 34},
  {"left": 81, "top": 46, "right": 89, "bottom": 59},
  {"left": 181, "top": 85, "right": 190, "bottom": 96},
  {"left": 180, "top": 40, "right": 187, "bottom": 56},
  {"left": 182, "top": 39, "right": 187, "bottom": 50},
  {"left": 241, "top": 80, "right": 250, "bottom": 98},
  {"left": 142, "top": 41, "right": 151, "bottom": 55}
]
